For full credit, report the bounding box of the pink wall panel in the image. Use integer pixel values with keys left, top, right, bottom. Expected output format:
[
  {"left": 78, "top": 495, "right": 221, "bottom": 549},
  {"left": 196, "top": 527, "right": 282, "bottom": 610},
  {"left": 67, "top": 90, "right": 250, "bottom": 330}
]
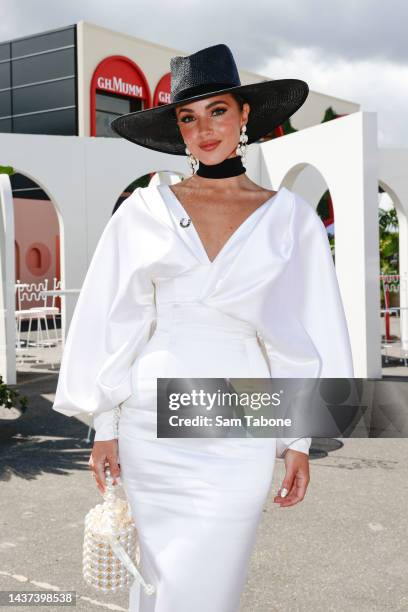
[{"left": 14, "top": 198, "right": 60, "bottom": 310}]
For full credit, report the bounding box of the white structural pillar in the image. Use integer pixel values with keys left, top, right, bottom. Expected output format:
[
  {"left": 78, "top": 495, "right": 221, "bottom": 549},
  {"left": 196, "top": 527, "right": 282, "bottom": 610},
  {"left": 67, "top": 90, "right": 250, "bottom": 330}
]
[
  {"left": 260, "top": 111, "right": 382, "bottom": 378},
  {"left": 327, "top": 112, "right": 382, "bottom": 378},
  {"left": 0, "top": 174, "right": 16, "bottom": 384}
]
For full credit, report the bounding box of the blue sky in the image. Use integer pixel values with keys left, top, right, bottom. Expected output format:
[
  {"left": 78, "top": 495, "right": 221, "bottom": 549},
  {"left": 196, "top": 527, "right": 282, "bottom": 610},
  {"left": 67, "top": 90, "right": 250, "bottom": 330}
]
[{"left": 2, "top": 0, "right": 407, "bottom": 148}]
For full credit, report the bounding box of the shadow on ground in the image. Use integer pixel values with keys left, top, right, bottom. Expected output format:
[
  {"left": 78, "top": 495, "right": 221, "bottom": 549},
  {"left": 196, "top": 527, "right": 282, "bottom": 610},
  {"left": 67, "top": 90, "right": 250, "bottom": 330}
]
[
  {"left": 0, "top": 372, "right": 93, "bottom": 482},
  {"left": 0, "top": 371, "right": 348, "bottom": 481}
]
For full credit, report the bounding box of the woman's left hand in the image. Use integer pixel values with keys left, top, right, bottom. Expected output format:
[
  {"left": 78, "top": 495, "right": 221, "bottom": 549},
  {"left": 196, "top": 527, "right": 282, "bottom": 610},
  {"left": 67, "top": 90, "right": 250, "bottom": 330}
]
[{"left": 273, "top": 449, "right": 310, "bottom": 508}]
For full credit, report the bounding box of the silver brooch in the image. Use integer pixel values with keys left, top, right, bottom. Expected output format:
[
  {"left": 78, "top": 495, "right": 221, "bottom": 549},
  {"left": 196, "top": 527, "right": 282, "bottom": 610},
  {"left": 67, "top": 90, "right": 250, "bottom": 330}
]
[{"left": 180, "top": 217, "right": 191, "bottom": 228}]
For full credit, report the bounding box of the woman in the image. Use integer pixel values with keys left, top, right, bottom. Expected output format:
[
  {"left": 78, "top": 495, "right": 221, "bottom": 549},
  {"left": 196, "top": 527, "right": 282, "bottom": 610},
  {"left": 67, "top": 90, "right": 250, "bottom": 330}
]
[{"left": 53, "top": 44, "right": 354, "bottom": 611}]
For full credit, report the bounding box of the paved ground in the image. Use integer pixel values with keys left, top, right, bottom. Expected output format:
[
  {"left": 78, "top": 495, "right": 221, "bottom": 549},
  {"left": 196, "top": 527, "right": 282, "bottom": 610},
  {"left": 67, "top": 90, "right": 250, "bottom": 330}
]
[
  {"left": 1, "top": 323, "right": 407, "bottom": 611},
  {"left": 0, "top": 367, "right": 407, "bottom": 612}
]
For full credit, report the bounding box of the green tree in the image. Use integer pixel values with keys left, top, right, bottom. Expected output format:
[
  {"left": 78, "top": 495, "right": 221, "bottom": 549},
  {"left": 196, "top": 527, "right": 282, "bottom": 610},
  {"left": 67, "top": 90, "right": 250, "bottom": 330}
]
[
  {"left": 379, "top": 207, "right": 398, "bottom": 274},
  {"left": 0, "top": 165, "right": 14, "bottom": 175}
]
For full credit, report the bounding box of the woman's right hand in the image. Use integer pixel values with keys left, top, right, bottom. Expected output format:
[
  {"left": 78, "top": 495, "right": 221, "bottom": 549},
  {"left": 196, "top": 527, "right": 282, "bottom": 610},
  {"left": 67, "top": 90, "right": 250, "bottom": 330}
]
[{"left": 89, "top": 439, "right": 121, "bottom": 494}]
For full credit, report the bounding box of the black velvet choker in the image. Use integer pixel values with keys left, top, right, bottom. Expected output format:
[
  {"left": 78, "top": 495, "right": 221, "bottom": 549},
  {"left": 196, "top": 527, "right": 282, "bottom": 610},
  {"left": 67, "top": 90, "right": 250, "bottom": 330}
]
[{"left": 196, "top": 155, "right": 246, "bottom": 179}]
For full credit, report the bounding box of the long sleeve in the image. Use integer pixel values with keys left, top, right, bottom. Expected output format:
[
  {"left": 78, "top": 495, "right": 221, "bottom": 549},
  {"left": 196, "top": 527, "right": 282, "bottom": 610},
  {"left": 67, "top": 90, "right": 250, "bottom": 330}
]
[
  {"left": 291, "top": 193, "right": 354, "bottom": 378},
  {"left": 263, "top": 191, "right": 354, "bottom": 458},
  {"left": 52, "top": 191, "right": 156, "bottom": 440}
]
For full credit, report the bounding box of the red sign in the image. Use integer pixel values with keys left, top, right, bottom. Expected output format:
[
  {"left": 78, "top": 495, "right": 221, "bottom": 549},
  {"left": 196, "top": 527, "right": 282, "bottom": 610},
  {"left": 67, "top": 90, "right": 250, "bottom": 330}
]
[
  {"left": 90, "top": 56, "right": 152, "bottom": 135},
  {"left": 153, "top": 73, "right": 171, "bottom": 107}
]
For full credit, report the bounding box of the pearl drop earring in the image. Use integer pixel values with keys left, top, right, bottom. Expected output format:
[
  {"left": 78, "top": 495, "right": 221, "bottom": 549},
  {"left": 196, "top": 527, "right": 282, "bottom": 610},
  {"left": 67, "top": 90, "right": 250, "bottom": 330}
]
[
  {"left": 236, "top": 124, "right": 248, "bottom": 167},
  {"left": 185, "top": 146, "right": 199, "bottom": 175}
]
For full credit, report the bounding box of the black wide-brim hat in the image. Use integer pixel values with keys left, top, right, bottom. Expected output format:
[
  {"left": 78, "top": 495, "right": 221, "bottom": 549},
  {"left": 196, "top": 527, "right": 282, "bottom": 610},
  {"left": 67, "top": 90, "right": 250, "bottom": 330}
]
[{"left": 110, "top": 43, "right": 309, "bottom": 156}]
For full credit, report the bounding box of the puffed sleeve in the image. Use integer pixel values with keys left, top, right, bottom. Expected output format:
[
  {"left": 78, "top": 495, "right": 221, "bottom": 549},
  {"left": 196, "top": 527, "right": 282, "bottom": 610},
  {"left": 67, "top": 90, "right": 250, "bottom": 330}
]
[
  {"left": 262, "top": 192, "right": 354, "bottom": 458},
  {"left": 52, "top": 190, "right": 156, "bottom": 441}
]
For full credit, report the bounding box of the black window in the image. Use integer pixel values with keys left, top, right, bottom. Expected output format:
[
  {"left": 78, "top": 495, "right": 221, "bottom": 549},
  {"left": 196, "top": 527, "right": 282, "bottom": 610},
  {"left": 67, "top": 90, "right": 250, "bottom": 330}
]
[
  {"left": 0, "top": 61, "right": 11, "bottom": 90},
  {"left": 0, "top": 91, "right": 11, "bottom": 117},
  {"left": 10, "top": 172, "right": 50, "bottom": 200},
  {"left": 0, "top": 44, "right": 10, "bottom": 62},
  {"left": 13, "top": 108, "right": 76, "bottom": 135},
  {"left": 95, "top": 92, "right": 142, "bottom": 137},
  {"left": 13, "top": 78, "right": 75, "bottom": 115},
  {"left": 12, "top": 48, "right": 75, "bottom": 87},
  {"left": 0, "top": 26, "right": 78, "bottom": 135},
  {"left": 0, "top": 117, "right": 12, "bottom": 132},
  {"left": 11, "top": 28, "right": 75, "bottom": 57}
]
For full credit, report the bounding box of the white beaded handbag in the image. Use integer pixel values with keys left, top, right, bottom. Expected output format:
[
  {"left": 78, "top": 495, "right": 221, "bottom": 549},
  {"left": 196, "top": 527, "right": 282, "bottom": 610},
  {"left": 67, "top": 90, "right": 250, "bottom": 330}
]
[{"left": 83, "top": 406, "right": 155, "bottom": 595}]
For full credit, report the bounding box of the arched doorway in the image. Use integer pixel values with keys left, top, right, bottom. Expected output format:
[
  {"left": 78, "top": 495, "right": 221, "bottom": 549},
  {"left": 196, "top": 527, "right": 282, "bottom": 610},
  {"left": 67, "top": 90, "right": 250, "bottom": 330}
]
[
  {"left": 378, "top": 182, "right": 405, "bottom": 371},
  {"left": 10, "top": 170, "right": 62, "bottom": 365}
]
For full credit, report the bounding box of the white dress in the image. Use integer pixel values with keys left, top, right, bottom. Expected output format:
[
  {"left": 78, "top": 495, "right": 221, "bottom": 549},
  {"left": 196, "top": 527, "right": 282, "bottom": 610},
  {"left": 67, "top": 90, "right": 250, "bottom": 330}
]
[{"left": 52, "top": 183, "right": 354, "bottom": 612}]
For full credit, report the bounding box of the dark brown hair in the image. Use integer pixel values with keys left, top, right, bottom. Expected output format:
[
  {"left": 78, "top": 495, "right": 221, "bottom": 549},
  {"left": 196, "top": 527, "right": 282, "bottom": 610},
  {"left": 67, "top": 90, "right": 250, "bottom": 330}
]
[{"left": 230, "top": 92, "right": 247, "bottom": 110}]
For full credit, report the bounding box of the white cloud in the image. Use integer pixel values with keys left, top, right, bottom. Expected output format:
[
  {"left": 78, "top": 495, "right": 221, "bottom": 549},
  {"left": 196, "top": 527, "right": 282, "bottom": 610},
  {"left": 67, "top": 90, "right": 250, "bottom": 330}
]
[{"left": 257, "top": 47, "right": 408, "bottom": 148}]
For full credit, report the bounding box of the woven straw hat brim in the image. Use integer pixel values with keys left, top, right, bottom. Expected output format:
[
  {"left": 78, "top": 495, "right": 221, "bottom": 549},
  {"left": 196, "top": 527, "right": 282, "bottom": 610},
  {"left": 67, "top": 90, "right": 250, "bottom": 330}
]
[{"left": 110, "top": 78, "right": 309, "bottom": 156}]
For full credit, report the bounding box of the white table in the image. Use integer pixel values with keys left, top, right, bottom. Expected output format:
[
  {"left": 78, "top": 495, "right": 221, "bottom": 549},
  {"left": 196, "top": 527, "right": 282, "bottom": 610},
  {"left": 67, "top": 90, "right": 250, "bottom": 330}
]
[{"left": 40, "top": 289, "right": 80, "bottom": 297}]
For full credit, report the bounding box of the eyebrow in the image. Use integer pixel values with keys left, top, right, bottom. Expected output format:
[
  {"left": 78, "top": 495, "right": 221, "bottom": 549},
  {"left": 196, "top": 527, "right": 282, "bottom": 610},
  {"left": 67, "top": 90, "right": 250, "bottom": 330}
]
[{"left": 177, "top": 99, "right": 229, "bottom": 114}]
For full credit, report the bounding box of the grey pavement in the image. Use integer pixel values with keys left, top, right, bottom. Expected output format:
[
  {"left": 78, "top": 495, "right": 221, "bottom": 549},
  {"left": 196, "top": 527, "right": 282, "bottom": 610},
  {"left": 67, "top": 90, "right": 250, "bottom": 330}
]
[{"left": 1, "top": 336, "right": 408, "bottom": 611}]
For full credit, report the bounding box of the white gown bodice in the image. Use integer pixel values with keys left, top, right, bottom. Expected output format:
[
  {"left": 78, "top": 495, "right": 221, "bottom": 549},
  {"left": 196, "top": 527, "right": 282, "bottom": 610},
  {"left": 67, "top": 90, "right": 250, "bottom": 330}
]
[{"left": 52, "top": 182, "right": 354, "bottom": 457}]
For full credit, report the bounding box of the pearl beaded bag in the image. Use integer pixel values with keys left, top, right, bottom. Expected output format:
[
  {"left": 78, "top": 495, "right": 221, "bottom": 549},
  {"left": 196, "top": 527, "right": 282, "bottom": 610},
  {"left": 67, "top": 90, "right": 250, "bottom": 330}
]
[{"left": 83, "top": 406, "right": 155, "bottom": 595}]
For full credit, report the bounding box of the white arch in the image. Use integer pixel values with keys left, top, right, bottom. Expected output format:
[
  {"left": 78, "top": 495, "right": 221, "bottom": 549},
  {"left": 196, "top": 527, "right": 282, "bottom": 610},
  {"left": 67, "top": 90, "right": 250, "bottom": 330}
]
[
  {"left": 259, "top": 111, "right": 382, "bottom": 378},
  {"left": 2, "top": 112, "right": 408, "bottom": 380}
]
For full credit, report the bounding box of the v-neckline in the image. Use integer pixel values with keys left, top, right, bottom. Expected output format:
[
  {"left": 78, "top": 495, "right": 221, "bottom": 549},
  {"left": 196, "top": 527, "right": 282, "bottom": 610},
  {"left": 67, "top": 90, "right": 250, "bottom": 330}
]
[{"left": 161, "top": 183, "right": 281, "bottom": 266}]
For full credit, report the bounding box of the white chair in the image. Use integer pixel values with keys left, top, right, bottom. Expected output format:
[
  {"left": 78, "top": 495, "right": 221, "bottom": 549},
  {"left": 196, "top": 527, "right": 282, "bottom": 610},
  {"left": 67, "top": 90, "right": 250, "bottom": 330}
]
[
  {"left": 51, "top": 277, "right": 62, "bottom": 342},
  {"left": 34, "top": 276, "right": 61, "bottom": 343},
  {"left": 15, "top": 282, "right": 31, "bottom": 360},
  {"left": 381, "top": 342, "right": 393, "bottom": 365},
  {"left": 25, "top": 277, "right": 60, "bottom": 346},
  {"left": 15, "top": 281, "right": 49, "bottom": 363},
  {"left": 15, "top": 279, "right": 60, "bottom": 365},
  {"left": 398, "top": 347, "right": 408, "bottom": 367}
]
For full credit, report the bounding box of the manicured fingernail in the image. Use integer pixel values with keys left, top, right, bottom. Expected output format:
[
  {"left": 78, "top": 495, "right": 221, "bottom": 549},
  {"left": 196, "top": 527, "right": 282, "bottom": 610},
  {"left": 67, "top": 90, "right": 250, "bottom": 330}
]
[{"left": 280, "top": 487, "right": 288, "bottom": 498}]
